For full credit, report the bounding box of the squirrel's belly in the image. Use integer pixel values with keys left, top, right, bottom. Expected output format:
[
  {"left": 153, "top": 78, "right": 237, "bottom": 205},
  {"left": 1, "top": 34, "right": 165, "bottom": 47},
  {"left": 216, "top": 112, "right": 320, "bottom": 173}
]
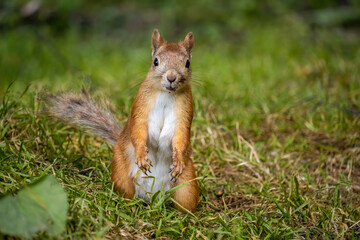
[
  {"left": 135, "top": 145, "right": 173, "bottom": 200},
  {"left": 130, "top": 92, "right": 176, "bottom": 199}
]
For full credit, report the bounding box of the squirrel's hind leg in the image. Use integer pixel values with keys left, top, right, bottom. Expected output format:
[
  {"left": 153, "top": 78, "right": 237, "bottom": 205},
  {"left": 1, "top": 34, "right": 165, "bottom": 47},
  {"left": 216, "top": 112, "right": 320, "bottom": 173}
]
[
  {"left": 172, "top": 159, "right": 199, "bottom": 213},
  {"left": 111, "top": 143, "right": 135, "bottom": 199}
]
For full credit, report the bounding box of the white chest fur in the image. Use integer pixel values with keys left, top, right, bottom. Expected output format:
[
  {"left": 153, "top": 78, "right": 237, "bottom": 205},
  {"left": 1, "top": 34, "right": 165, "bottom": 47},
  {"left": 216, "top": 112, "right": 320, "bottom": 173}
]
[
  {"left": 148, "top": 92, "right": 176, "bottom": 151},
  {"left": 130, "top": 92, "right": 176, "bottom": 199}
]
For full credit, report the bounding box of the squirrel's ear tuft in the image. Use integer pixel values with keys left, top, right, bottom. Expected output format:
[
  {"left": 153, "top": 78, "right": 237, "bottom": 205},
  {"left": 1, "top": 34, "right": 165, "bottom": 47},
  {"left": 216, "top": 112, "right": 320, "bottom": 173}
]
[
  {"left": 151, "top": 29, "right": 164, "bottom": 56},
  {"left": 183, "top": 32, "right": 194, "bottom": 58}
]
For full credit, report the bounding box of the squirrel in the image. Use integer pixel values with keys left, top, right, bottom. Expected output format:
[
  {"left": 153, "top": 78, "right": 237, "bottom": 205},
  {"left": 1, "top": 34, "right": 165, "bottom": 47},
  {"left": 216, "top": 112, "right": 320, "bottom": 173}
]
[{"left": 43, "top": 29, "right": 199, "bottom": 213}]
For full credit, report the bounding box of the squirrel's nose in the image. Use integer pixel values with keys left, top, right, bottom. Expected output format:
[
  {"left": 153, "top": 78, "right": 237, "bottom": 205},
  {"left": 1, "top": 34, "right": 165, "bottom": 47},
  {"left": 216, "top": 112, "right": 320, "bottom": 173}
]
[{"left": 167, "top": 75, "right": 176, "bottom": 83}]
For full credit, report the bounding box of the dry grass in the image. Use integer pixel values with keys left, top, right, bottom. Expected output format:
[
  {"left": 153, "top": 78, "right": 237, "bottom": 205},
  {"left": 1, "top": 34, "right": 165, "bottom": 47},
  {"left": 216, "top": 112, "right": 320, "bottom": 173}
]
[{"left": 1, "top": 18, "right": 360, "bottom": 239}]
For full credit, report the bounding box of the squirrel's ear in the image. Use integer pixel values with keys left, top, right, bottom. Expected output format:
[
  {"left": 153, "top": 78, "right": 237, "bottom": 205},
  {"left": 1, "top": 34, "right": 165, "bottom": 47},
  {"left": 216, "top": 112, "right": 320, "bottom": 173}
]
[
  {"left": 183, "top": 32, "right": 194, "bottom": 58},
  {"left": 151, "top": 29, "right": 164, "bottom": 56}
]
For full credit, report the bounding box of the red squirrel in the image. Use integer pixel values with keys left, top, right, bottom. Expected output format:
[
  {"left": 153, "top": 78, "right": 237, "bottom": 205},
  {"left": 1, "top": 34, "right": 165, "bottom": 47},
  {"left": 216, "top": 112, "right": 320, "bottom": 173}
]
[{"left": 44, "top": 29, "right": 199, "bottom": 213}]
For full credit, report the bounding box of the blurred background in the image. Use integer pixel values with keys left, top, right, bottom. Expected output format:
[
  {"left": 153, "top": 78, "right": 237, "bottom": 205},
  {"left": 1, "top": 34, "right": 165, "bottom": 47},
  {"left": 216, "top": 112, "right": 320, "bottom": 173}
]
[
  {"left": 2, "top": 0, "right": 360, "bottom": 39},
  {"left": 1, "top": 2, "right": 360, "bottom": 238},
  {"left": 1, "top": 0, "right": 360, "bottom": 129}
]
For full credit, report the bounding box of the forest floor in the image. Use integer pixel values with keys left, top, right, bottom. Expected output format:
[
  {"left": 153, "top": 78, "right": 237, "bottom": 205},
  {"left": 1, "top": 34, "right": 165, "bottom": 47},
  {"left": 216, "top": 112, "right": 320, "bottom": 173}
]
[{"left": 1, "top": 18, "right": 360, "bottom": 239}]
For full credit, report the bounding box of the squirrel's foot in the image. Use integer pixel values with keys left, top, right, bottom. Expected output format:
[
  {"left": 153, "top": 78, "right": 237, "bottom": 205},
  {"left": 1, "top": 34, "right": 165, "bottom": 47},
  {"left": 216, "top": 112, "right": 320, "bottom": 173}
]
[
  {"left": 135, "top": 146, "right": 152, "bottom": 175},
  {"left": 170, "top": 149, "right": 185, "bottom": 182}
]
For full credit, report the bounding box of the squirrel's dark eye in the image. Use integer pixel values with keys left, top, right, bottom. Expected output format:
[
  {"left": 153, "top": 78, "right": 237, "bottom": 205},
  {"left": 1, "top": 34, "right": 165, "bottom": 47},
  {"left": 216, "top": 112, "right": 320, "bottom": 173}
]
[
  {"left": 185, "top": 60, "right": 190, "bottom": 68},
  {"left": 154, "top": 58, "right": 159, "bottom": 66}
]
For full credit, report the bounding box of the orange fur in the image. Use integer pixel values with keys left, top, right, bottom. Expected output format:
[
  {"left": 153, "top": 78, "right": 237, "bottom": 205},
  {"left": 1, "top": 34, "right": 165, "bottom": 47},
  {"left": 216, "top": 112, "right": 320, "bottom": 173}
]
[
  {"left": 111, "top": 29, "right": 199, "bottom": 212},
  {"left": 173, "top": 158, "right": 199, "bottom": 213}
]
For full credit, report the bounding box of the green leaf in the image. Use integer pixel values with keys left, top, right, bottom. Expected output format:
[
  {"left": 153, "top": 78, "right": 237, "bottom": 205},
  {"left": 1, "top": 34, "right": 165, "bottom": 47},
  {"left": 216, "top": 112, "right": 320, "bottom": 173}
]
[{"left": 0, "top": 175, "right": 68, "bottom": 238}]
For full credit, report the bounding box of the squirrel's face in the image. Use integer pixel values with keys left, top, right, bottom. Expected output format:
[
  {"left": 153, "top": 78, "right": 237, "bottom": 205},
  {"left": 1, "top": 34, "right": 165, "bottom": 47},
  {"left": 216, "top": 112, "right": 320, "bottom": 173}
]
[{"left": 149, "top": 29, "right": 194, "bottom": 92}]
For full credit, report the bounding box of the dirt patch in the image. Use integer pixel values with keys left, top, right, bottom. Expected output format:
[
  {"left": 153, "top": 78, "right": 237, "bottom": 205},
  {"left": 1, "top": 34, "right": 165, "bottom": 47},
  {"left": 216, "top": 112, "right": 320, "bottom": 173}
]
[{"left": 207, "top": 193, "right": 257, "bottom": 211}]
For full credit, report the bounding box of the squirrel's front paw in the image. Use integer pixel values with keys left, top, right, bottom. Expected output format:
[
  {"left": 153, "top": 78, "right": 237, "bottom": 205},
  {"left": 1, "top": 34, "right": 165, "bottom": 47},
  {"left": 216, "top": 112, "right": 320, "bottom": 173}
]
[
  {"left": 169, "top": 149, "right": 185, "bottom": 182},
  {"left": 135, "top": 146, "right": 152, "bottom": 175}
]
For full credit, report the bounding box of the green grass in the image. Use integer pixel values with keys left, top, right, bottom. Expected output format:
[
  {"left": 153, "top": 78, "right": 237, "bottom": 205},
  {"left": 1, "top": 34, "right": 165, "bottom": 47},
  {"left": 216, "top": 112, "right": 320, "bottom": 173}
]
[{"left": 1, "top": 17, "right": 360, "bottom": 239}]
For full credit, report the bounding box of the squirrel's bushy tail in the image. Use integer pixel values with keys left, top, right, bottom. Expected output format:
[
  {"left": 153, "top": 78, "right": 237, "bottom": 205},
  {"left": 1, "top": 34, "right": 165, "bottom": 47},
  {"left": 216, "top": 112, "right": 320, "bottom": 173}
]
[{"left": 42, "top": 90, "right": 121, "bottom": 145}]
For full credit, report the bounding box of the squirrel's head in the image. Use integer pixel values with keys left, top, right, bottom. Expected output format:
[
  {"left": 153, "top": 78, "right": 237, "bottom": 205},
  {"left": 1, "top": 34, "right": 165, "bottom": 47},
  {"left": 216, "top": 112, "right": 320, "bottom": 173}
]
[{"left": 149, "top": 29, "right": 194, "bottom": 92}]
